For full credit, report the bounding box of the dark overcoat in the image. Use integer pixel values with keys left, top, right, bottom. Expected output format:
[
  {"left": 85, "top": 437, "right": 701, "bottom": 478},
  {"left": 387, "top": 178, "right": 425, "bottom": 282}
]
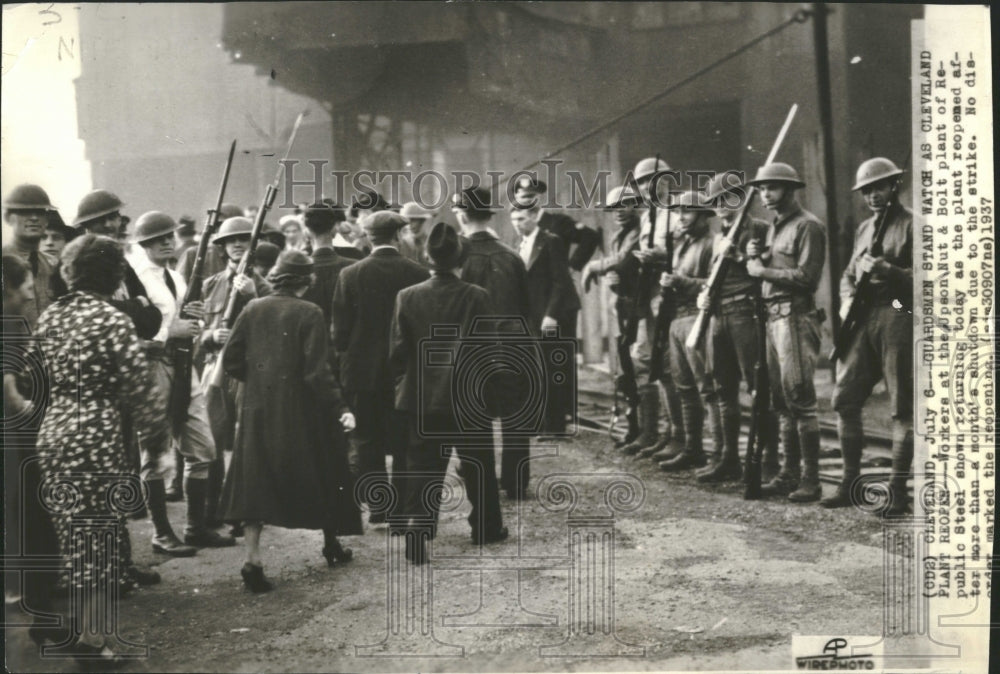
[{"left": 220, "top": 293, "right": 362, "bottom": 533}]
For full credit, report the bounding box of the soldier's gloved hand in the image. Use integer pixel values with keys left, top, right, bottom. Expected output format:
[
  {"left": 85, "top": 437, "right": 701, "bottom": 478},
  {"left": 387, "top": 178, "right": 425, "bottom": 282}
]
[
  {"left": 232, "top": 273, "right": 256, "bottom": 297},
  {"left": 182, "top": 300, "right": 205, "bottom": 320},
  {"left": 168, "top": 318, "right": 200, "bottom": 339},
  {"left": 716, "top": 237, "right": 737, "bottom": 258},
  {"left": 212, "top": 328, "right": 231, "bottom": 346},
  {"left": 859, "top": 253, "right": 889, "bottom": 277},
  {"left": 839, "top": 298, "right": 852, "bottom": 322},
  {"left": 606, "top": 271, "right": 620, "bottom": 287},
  {"left": 659, "top": 272, "right": 677, "bottom": 288},
  {"left": 339, "top": 412, "right": 356, "bottom": 432},
  {"left": 746, "top": 239, "right": 763, "bottom": 258},
  {"left": 746, "top": 258, "right": 766, "bottom": 277},
  {"left": 696, "top": 288, "right": 711, "bottom": 311}
]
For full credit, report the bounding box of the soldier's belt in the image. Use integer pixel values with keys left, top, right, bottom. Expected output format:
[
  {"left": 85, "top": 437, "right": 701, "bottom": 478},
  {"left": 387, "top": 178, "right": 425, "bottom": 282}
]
[
  {"left": 674, "top": 305, "right": 698, "bottom": 319},
  {"left": 764, "top": 295, "right": 815, "bottom": 320},
  {"left": 717, "top": 293, "right": 756, "bottom": 313},
  {"left": 143, "top": 340, "right": 167, "bottom": 357}
]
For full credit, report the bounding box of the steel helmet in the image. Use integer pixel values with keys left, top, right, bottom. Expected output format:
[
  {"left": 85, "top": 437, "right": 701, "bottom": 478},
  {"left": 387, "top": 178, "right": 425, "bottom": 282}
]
[
  {"left": 219, "top": 203, "right": 245, "bottom": 219},
  {"left": 704, "top": 171, "right": 745, "bottom": 202},
  {"left": 4, "top": 184, "right": 54, "bottom": 211},
  {"left": 852, "top": 157, "right": 904, "bottom": 191},
  {"left": 633, "top": 157, "right": 671, "bottom": 182},
  {"left": 746, "top": 162, "right": 805, "bottom": 188},
  {"left": 668, "top": 190, "right": 712, "bottom": 211},
  {"left": 73, "top": 190, "right": 124, "bottom": 227},
  {"left": 212, "top": 216, "right": 254, "bottom": 244},
  {"left": 603, "top": 185, "right": 640, "bottom": 209},
  {"left": 132, "top": 211, "right": 178, "bottom": 244}
]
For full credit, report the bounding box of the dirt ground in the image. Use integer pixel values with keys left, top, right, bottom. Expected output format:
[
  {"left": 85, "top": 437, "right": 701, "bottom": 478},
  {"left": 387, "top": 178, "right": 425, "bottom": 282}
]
[{"left": 5, "top": 420, "right": 908, "bottom": 674}]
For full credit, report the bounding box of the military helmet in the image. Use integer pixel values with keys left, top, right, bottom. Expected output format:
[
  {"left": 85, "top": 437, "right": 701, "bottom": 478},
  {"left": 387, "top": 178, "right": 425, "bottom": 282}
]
[
  {"left": 603, "top": 185, "right": 640, "bottom": 210},
  {"left": 132, "top": 211, "right": 178, "bottom": 244},
  {"left": 852, "top": 157, "right": 904, "bottom": 191},
  {"left": 219, "top": 203, "right": 245, "bottom": 220},
  {"left": 704, "top": 171, "right": 745, "bottom": 202},
  {"left": 746, "top": 162, "right": 805, "bottom": 188},
  {"left": 73, "top": 190, "right": 124, "bottom": 227},
  {"left": 633, "top": 157, "right": 671, "bottom": 183},
  {"left": 4, "top": 184, "right": 54, "bottom": 211},
  {"left": 212, "top": 216, "right": 254, "bottom": 244},
  {"left": 668, "top": 190, "right": 713, "bottom": 211}
]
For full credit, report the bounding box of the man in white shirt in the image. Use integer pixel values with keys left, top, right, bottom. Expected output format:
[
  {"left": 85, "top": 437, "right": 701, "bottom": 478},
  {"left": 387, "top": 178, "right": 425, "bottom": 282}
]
[{"left": 130, "top": 211, "right": 235, "bottom": 556}]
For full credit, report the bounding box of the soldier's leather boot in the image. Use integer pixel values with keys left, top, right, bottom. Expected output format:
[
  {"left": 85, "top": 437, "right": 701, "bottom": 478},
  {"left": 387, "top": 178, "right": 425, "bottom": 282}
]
[
  {"left": 761, "top": 415, "right": 800, "bottom": 497},
  {"left": 659, "top": 395, "right": 706, "bottom": 472},
  {"left": 788, "top": 426, "right": 822, "bottom": 502},
  {"left": 879, "top": 425, "right": 913, "bottom": 518},
  {"left": 821, "top": 417, "right": 863, "bottom": 508},
  {"left": 147, "top": 480, "right": 197, "bottom": 557},
  {"left": 636, "top": 420, "right": 672, "bottom": 458},
  {"left": 698, "top": 406, "right": 742, "bottom": 483},
  {"left": 622, "top": 385, "right": 659, "bottom": 455},
  {"left": 184, "top": 478, "right": 236, "bottom": 548}
]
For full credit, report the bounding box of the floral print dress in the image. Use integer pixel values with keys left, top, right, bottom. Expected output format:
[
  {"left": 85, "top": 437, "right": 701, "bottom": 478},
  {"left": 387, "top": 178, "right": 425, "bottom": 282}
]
[{"left": 36, "top": 292, "right": 166, "bottom": 590}]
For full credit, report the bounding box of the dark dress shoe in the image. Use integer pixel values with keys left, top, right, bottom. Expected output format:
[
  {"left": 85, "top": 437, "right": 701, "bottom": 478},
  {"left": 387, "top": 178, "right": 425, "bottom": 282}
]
[
  {"left": 185, "top": 529, "right": 236, "bottom": 548},
  {"left": 322, "top": 540, "right": 354, "bottom": 567},
  {"left": 125, "top": 565, "right": 161, "bottom": 586},
  {"left": 658, "top": 452, "right": 707, "bottom": 472},
  {"left": 472, "top": 526, "right": 509, "bottom": 546},
  {"left": 229, "top": 522, "right": 245, "bottom": 538},
  {"left": 152, "top": 534, "right": 197, "bottom": 557},
  {"left": 240, "top": 563, "right": 274, "bottom": 593}
]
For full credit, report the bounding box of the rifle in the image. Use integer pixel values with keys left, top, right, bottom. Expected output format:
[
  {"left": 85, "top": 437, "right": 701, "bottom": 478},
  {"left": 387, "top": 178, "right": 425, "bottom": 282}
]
[
  {"left": 686, "top": 104, "right": 798, "bottom": 351},
  {"left": 220, "top": 112, "right": 305, "bottom": 329},
  {"left": 743, "top": 293, "right": 771, "bottom": 499},
  {"left": 828, "top": 194, "right": 895, "bottom": 362},
  {"left": 645, "top": 155, "right": 675, "bottom": 384},
  {"left": 166, "top": 140, "right": 236, "bottom": 435}
]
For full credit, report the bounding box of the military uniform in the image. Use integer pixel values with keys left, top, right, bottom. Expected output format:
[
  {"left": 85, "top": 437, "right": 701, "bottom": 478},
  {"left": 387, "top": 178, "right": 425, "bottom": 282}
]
[
  {"left": 699, "top": 215, "right": 778, "bottom": 481},
  {"left": 830, "top": 201, "right": 913, "bottom": 510},
  {"left": 658, "top": 212, "right": 722, "bottom": 470},
  {"left": 756, "top": 199, "right": 826, "bottom": 499}
]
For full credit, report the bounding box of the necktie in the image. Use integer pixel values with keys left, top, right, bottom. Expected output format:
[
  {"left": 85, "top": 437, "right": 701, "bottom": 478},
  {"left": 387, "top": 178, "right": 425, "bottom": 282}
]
[
  {"left": 520, "top": 238, "right": 531, "bottom": 265},
  {"left": 163, "top": 268, "right": 177, "bottom": 299},
  {"left": 28, "top": 250, "right": 39, "bottom": 276}
]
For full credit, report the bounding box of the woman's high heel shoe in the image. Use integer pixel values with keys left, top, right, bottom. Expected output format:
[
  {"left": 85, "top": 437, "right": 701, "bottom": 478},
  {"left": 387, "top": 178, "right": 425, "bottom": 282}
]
[
  {"left": 321, "top": 539, "right": 353, "bottom": 567},
  {"left": 240, "top": 563, "right": 273, "bottom": 593}
]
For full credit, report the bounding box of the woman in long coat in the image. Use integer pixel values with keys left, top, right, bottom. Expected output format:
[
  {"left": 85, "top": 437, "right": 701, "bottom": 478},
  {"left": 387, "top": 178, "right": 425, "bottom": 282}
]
[{"left": 220, "top": 250, "right": 362, "bottom": 592}]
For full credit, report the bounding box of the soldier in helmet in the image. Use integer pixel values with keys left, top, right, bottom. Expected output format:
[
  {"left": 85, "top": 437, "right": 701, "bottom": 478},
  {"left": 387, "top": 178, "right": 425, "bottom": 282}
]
[
  {"left": 198, "top": 216, "right": 274, "bottom": 529},
  {"left": 176, "top": 203, "right": 244, "bottom": 282},
  {"left": 744, "top": 163, "right": 827, "bottom": 503},
  {"left": 621, "top": 158, "right": 684, "bottom": 459},
  {"left": 694, "top": 172, "right": 780, "bottom": 483},
  {"left": 130, "top": 211, "right": 235, "bottom": 555},
  {"left": 2, "top": 184, "right": 58, "bottom": 329},
  {"left": 823, "top": 158, "right": 913, "bottom": 516},
  {"left": 172, "top": 215, "right": 198, "bottom": 267},
  {"left": 654, "top": 191, "right": 722, "bottom": 472}
]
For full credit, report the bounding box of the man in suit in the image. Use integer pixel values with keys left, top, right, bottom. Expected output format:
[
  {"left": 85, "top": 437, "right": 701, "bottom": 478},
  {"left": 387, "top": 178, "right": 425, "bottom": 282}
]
[
  {"left": 301, "top": 202, "right": 356, "bottom": 331},
  {"left": 510, "top": 203, "right": 581, "bottom": 436},
  {"left": 333, "top": 210, "right": 429, "bottom": 525},
  {"left": 454, "top": 186, "right": 534, "bottom": 500},
  {"left": 513, "top": 177, "right": 601, "bottom": 272},
  {"left": 390, "top": 222, "right": 506, "bottom": 563}
]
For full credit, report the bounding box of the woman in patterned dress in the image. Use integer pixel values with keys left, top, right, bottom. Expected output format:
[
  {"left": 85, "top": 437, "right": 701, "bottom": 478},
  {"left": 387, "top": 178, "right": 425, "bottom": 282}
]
[{"left": 36, "top": 234, "right": 168, "bottom": 660}]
